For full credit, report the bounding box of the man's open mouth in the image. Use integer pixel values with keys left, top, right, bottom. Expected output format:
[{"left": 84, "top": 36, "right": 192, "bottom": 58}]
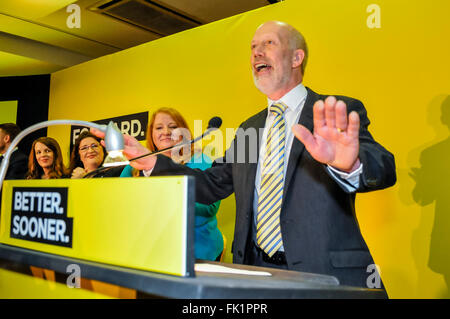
[{"left": 255, "top": 63, "right": 272, "bottom": 73}]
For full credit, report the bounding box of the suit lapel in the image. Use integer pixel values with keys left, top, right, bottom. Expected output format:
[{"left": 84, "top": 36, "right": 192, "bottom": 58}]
[
  {"left": 246, "top": 108, "right": 267, "bottom": 176},
  {"left": 242, "top": 108, "right": 267, "bottom": 211},
  {"left": 283, "top": 87, "right": 318, "bottom": 199}
]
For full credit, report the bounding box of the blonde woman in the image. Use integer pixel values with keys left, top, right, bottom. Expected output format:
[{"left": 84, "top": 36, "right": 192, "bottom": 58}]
[{"left": 121, "top": 107, "right": 224, "bottom": 261}]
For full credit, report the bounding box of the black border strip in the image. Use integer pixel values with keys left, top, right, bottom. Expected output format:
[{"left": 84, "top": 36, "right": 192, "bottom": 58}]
[{"left": 185, "top": 175, "right": 195, "bottom": 277}]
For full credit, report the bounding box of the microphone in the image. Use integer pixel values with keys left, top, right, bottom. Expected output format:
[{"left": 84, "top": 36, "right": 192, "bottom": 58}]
[
  {"left": 82, "top": 116, "right": 222, "bottom": 177},
  {"left": 128, "top": 116, "right": 222, "bottom": 163},
  {"left": 207, "top": 117, "right": 222, "bottom": 130}
]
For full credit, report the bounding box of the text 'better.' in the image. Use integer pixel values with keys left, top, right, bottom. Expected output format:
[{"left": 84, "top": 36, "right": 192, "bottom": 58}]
[{"left": 10, "top": 187, "right": 73, "bottom": 248}]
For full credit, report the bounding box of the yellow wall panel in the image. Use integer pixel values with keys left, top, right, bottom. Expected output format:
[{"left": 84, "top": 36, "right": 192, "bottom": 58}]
[{"left": 0, "top": 100, "right": 18, "bottom": 123}]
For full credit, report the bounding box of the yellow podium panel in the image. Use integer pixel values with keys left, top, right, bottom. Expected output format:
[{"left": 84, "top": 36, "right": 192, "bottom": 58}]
[{"left": 0, "top": 176, "right": 195, "bottom": 277}]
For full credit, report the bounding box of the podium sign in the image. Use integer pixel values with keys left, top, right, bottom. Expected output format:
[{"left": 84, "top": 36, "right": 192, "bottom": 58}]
[{"left": 0, "top": 176, "right": 195, "bottom": 277}]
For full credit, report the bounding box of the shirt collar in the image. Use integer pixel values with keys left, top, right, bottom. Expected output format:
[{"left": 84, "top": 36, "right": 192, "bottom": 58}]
[
  {"left": 0, "top": 147, "right": 18, "bottom": 157},
  {"left": 267, "top": 83, "right": 307, "bottom": 113}
]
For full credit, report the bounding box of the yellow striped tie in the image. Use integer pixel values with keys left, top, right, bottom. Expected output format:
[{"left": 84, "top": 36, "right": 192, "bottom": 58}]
[{"left": 256, "top": 102, "right": 287, "bottom": 257}]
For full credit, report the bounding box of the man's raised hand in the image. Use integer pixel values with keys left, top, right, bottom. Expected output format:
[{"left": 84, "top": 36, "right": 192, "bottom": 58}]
[{"left": 292, "top": 96, "right": 360, "bottom": 173}]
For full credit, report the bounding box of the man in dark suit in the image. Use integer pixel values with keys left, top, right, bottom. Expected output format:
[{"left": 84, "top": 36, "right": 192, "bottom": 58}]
[
  {"left": 93, "top": 21, "right": 396, "bottom": 289},
  {"left": 0, "top": 123, "right": 28, "bottom": 180}
]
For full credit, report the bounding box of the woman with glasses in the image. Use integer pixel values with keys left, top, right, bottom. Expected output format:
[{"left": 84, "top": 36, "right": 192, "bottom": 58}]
[
  {"left": 26, "top": 137, "right": 69, "bottom": 179},
  {"left": 69, "top": 130, "right": 106, "bottom": 178}
]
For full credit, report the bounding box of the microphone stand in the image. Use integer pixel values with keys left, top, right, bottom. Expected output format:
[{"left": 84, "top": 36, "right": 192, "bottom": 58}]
[
  {"left": 83, "top": 126, "right": 220, "bottom": 178},
  {"left": 129, "top": 126, "right": 218, "bottom": 163}
]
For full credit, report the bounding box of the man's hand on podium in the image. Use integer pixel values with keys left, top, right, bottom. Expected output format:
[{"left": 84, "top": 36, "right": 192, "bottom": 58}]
[{"left": 90, "top": 128, "right": 157, "bottom": 170}]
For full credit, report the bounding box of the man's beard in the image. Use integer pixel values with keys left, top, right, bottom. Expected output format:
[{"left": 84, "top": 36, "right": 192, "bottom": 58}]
[{"left": 253, "top": 71, "right": 290, "bottom": 97}]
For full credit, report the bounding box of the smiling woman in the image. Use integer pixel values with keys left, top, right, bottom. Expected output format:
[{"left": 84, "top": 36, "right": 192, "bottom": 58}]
[
  {"left": 119, "top": 107, "right": 225, "bottom": 261},
  {"left": 69, "top": 131, "right": 106, "bottom": 178},
  {"left": 26, "top": 137, "right": 69, "bottom": 179}
]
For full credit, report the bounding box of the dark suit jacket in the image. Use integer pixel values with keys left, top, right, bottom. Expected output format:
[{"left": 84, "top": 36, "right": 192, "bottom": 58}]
[
  {"left": 0, "top": 149, "right": 28, "bottom": 212},
  {"left": 152, "top": 87, "right": 396, "bottom": 287},
  {"left": 2, "top": 149, "right": 28, "bottom": 180}
]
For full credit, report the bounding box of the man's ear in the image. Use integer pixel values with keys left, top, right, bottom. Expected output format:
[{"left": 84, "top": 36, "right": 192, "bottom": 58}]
[
  {"left": 3, "top": 134, "right": 10, "bottom": 144},
  {"left": 292, "top": 49, "right": 305, "bottom": 68}
]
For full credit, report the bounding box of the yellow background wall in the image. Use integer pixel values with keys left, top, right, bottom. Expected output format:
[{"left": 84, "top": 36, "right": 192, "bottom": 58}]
[
  {"left": 47, "top": 0, "right": 450, "bottom": 298},
  {"left": 0, "top": 100, "right": 17, "bottom": 123}
]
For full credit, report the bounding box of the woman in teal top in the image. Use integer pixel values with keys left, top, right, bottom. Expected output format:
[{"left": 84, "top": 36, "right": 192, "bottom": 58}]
[{"left": 120, "top": 107, "right": 223, "bottom": 261}]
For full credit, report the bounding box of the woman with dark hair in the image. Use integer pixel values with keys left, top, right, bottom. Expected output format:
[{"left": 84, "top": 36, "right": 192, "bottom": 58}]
[
  {"left": 69, "top": 130, "right": 106, "bottom": 178},
  {"left": 26, "top": 137, "right": 69, "bottom": 179}
]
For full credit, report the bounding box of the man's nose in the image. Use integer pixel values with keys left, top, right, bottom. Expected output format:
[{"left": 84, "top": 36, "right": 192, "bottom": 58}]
[{"left": 252, "top": 44, "right": 264, "bottom": 57}]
